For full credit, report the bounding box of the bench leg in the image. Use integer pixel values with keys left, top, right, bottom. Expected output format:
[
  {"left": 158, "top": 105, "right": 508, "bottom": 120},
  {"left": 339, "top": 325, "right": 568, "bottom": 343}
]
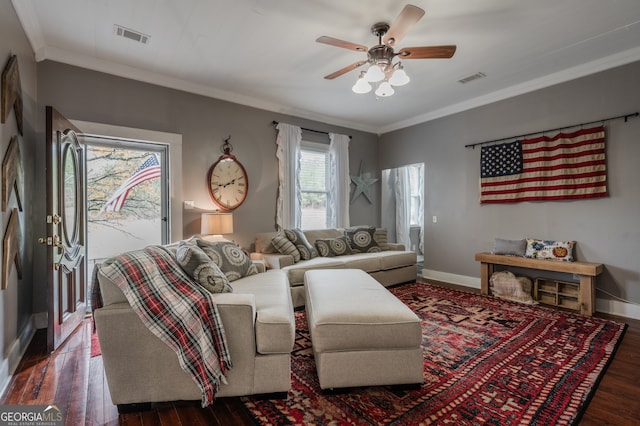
[
  {"left": 579, "top": 275, "right": 596, "bottom": 316},
  {"left": 480, "top": 262, "right": 493, "bottom": 295}
]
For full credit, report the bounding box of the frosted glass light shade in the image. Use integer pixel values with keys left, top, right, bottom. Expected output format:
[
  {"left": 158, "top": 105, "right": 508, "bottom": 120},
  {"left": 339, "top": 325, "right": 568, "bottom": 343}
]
[
  {"left": 364, "top": 64, "right": 385, "bottom": 82},
  {"left": 389, "top": 68, "right": 410, "bottom": 86},
  {"left": 375, "top": 81, "right": 395, "bottom": 97},
  {"left": 201, "top": 212, "right": 234, "bottom": 235},
  {"left": 352, "top": 74, "right": 372, "bottom": 94}
]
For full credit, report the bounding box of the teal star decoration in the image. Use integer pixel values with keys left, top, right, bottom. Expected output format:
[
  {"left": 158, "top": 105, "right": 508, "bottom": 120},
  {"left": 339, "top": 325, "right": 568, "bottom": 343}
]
[{"left": 350, "top": 161, "right": 378, "bottom": 204}]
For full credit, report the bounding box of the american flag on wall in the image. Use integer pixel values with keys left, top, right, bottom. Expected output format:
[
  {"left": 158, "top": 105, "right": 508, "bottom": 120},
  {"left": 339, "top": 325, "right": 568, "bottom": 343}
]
[
  {"left": 101, "top": 154, "right": 161, "bottom": 212},
  {"left": 479, "top": 126, "right": 607, "bottom": 204}
]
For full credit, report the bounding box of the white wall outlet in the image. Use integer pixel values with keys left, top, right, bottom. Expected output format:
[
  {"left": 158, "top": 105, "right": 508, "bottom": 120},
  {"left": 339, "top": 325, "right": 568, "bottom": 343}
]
[
  {"left": 184, "top": 200, "right": 195, "bottom": 210},
  {"left": 432, "top": 216, "right": 437, "bottom": 223}
]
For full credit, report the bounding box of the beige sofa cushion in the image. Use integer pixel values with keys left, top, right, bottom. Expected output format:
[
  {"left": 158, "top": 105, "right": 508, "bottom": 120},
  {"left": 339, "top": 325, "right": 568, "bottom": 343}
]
[
  {"left": 303, "top": 229, "right": 344, "bottom": 245},
  {"left": 283, "top": 257, "right": 345, "bottom": 285},
  {"left": 225, "top": 270, "right": 294, "bottom": 354},
  {"left": 378, "top": 250, "right": 417, "bottom": 270}
]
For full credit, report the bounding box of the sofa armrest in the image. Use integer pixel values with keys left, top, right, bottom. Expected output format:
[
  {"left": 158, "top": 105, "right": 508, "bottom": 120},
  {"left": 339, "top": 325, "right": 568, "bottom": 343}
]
[
  {"left": 94, "top": 292, "right": 260, "bottom": 404},
  {"left": 257, "top": 253, "right": 294, "bottom": 269},
  {"left": 385, "top": 243, "right": 406, "bottom": 251}
]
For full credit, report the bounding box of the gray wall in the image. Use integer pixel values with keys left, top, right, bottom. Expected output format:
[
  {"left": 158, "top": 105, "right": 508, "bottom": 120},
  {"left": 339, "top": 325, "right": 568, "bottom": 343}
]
[
  {"left": 379, "top": 60, "right": 640, "bottom": 305},
  {"left": 0, "top": 0, "right": 37, "bottom": 378},
  {"left": 34, "top": 60, "right": 380, "bottom": 313}
]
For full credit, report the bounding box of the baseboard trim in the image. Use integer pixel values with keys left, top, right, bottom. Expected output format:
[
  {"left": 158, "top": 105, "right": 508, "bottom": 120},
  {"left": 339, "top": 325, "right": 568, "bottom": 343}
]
[
  {"left": 596, "top": 297, "right": 640, "bottom": 321},
  {"left": 0, "top": 315, "right": 37, "bottom": 399},
  {"left": 422, "top": 269, "right": 640, "bottom": 321},
  {"left": 33, "top": 311, "right": 47, "bottom": 329},
  {"left": 422, "top": 269, "right": 481, "bottom": 289}
]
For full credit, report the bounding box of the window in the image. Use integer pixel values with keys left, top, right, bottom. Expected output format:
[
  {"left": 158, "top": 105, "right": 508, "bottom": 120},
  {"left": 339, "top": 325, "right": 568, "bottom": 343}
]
[{"left": 299, "top": 142, "right": 330, "bottom": 229}]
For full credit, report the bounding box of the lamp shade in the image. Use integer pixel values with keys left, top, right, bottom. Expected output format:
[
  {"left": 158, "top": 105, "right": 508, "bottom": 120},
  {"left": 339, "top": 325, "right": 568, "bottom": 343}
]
[
  {"left": 375, "top": 81, "right": 395, "bottom": 97},
  {"left": 364, "top": 64, "right": 385, "bottom": 83},
  {"left": 352, "top": 72, "right": 372, "bottom": 94},
  {"left": 201, "top": 212, "right": 234, "bottom": 235},
  {"left": 389, "top": 67, "right": 410, "bottom": 86}
]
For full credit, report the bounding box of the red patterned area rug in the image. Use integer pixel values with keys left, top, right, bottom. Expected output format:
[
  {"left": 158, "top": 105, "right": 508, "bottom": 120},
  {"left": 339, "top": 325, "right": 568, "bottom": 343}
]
[{"left": 240, "top": 282, "right": 626, "bottom": 425}]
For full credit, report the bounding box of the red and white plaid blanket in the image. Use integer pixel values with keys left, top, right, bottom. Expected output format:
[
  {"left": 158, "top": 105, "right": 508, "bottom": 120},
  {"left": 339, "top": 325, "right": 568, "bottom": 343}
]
[{"left": 92, "top": 245, "right": 232, "bottom": 407}]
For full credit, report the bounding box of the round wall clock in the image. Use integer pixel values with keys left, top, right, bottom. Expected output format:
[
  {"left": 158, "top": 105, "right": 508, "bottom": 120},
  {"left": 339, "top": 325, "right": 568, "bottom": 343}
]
[{"left": 207, "top": 138, "right": 248, "bottom": 211}]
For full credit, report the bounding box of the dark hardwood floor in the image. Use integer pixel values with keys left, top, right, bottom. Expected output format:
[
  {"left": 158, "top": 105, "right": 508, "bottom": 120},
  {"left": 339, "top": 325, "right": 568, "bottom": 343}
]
[{"left": 2, "top": 283, "right": 639, "bottom": 425}]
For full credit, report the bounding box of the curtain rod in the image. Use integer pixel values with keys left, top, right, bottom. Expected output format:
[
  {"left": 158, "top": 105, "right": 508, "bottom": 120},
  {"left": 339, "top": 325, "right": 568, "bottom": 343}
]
[
  {"left": 464, "top": 112, "right": 639, "bottom": 149},
  {"left": 271, "top": 120, "right": 352, "bottom": 139}
]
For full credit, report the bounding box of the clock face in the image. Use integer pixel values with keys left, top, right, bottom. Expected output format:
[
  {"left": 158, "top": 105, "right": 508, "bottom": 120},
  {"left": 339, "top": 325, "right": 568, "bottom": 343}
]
[{"left": 207, "top": 155, "right": 248, "bottom": 210}]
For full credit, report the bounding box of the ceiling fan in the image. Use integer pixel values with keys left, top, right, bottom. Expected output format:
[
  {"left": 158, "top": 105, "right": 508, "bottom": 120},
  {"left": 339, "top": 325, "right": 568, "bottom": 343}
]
[{"left": 316, "top": 4, "right": 456, "bottom": 96}]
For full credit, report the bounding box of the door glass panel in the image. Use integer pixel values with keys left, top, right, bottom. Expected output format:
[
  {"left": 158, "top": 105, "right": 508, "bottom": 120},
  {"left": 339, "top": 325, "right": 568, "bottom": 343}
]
[
  {"left": 86, "top": 144, "right": 165, "bottom": 266},
  {"left": 62, "top": 143, "right": 79, "bottom": 245}
]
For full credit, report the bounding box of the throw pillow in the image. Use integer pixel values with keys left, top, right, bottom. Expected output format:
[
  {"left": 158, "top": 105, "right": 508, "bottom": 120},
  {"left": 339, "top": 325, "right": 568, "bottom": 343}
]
[
  {"left": 175, "top": 241, "right": 233, "bottom": 293},
  {"left": 284, "top": 228, "right": 318, "bottom": 260},
  {"left": 271, "top": 232, "right": 301, "bottom": 263},
  {"left": 373, "top": 228, "right": 391, "bottom": 251},
  {"left": 492, "top": 238, "right": 527, "bottom": 256},
  {"left": 315, "top": 236, "right": 353, "bottom": 257},
  {"left": 525, "top": 238, "right": 575, "bottom": 262},
  {"left": 344, "top": 226, "right": 381, "bottom": 253},
  {"left": 196, "top": 238, "right": 259, "bottom": 281}
]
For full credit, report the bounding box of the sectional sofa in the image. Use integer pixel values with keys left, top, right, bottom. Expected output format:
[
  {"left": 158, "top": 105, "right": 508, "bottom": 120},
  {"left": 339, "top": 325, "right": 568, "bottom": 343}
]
[
  {"left": 252, "top": 227, "right": 417, "bottom": 307},
  {"left": 93, "top": 245, "right": 295, "bottom": 411}
]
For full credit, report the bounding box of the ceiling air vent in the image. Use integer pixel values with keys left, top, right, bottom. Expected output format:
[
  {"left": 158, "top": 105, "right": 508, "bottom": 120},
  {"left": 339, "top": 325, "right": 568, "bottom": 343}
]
[
  {"left": 113, "top": 25, "right": 150, "bottom": 45},
  {"left": 457, "top": 72, "right": 486, "bottom": 84}
]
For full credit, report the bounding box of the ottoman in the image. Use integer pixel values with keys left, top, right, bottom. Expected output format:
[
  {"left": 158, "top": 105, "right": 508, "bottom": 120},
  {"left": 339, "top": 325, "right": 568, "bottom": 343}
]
[{"left": 304, "top": 269, "right": 423, "bottom": 390}]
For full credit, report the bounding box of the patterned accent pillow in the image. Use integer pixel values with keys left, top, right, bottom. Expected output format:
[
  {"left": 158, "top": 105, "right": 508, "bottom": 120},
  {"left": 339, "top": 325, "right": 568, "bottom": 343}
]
[
  {"left": 493, "top": 238, "right": 527, "bottom": 256},
  {"left": 344, "top": 226, "right": 381, "bottom": 253},
  {"left": 315, "top": 236, "right": 353, "bottom": 257},
  {"left": 175, "top": 241, "right": 233, "bottom": 293},
  {"left": 525, "top": 238, "right": 575, "bottom": 262},
  {"left": 373, "top": 228, "right": 391, "bottom": 251},
  {"left": 195, "top": 238, "right": 258, "bottom": 281},
  {"left": 284, "top": 228, "right": 318, "bottom": 260},
  {"left": 271, "top": 232, "right": 301, "bottom": 263}
]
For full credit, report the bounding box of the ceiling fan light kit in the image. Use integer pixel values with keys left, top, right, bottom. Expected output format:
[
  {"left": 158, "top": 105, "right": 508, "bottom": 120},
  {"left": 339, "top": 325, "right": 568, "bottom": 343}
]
[{"left": 317, "top": 4, "right": 456, "bottom": 98}]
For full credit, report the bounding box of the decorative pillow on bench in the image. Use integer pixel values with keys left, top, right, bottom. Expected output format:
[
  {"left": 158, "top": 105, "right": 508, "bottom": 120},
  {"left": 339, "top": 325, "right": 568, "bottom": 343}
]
[
  {"left": 492, "top": 238, "right": 527, "bottom": 257},
  {"left": 525, "top": 238, "right": 575, "bottom": 262},
  {"left": 315, "top": 236, "right": 353, "bottom": 257}
]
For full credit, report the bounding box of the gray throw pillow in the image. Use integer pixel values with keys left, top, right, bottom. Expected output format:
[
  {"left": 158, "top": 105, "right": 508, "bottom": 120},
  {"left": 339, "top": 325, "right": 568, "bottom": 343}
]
[
  {"left": 492, "top": 238, "right": 527, "bottom": 256},
  {"left": 344, "top": 226, "right": 381, "bottom": 253},
  {"left": 315, "top": 236, "right": 353, "bottom": 257},
  {"left": 284, "top": 228, "right": 318, "bottom": 260},
  {"left": 175, "top": 241, "right": 233, "bottom": 293},
  {"left": 271, "top": 232, "right": 301, "bottom": 263},
  {"left": 195, "top": 238, "right": 258, "bottom": 282}
]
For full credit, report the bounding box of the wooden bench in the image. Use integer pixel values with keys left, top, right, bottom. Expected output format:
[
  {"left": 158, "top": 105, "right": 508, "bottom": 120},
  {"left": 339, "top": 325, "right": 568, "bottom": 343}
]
[{"left": 474, "top": 252, "right": 603, "bottom": 315}]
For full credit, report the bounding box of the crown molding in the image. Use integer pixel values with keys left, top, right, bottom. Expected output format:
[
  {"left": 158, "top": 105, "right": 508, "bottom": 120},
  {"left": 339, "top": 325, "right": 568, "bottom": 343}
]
[{"left": 378, "top": 46, "right": 640, "bottom": 135}]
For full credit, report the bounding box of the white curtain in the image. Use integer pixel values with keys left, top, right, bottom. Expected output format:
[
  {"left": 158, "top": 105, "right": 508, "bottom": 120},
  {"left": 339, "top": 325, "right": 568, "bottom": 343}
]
[
  {"left": 417, "top": 163, "right": 425, "bottom": 255},
  {"left": 275, "top": 123, "right": 302, "bottom": 230},
  {"left": 328, "top": 133, "right": 350, "bottom": 228},
  {"left": 394, "top": 167, "right": 412, "bottom": 251}
]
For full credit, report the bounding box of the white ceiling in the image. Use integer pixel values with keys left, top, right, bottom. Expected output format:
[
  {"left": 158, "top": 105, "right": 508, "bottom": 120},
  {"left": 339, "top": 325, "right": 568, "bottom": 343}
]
[{"left": 12, "top": 0, "right": 640, "bottom": 134}]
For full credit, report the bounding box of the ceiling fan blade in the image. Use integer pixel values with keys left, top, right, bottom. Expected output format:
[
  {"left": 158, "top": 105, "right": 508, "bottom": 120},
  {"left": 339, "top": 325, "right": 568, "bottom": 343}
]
[
  {"left": 383, "top": 4, "right": 425, "bottom": 46},
  {"left": 397, "top": 45, "right": 457, "bottom": 59},
  {"left": 323, "top": 61, "right": 367, "bottom": 79},
  {"left": 316, "top": 36, "right": 368, "bottom": 52}
]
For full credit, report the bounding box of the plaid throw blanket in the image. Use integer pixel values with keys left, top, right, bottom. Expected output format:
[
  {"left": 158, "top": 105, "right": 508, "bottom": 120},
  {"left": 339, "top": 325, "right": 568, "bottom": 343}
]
[{"left": 91, "top": 245, "right": 232, "bottom": 407}]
